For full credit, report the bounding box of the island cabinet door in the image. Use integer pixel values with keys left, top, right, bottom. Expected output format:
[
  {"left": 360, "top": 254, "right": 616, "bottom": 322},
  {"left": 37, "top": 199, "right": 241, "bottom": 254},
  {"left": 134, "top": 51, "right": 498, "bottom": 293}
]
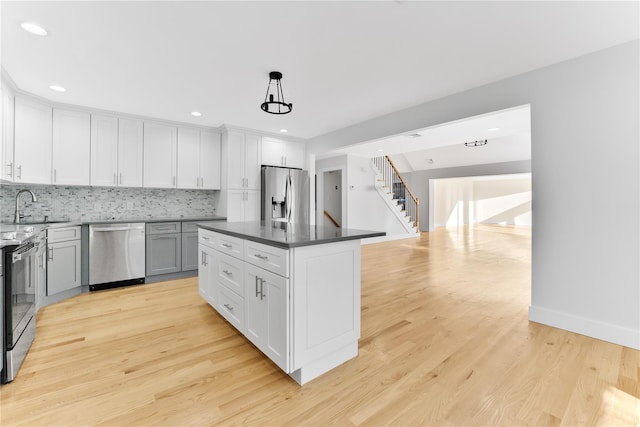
[
  {"left": 198, "top": 243, "right": 217, "bottom": 308},
  {"left": 244, "top": 264, "right": 290, "bottom": 373}
]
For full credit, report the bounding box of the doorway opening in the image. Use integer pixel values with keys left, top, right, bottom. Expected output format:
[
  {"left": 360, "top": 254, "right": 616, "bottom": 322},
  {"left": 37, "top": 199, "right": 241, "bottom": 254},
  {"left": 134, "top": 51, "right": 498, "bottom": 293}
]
[{"left": 322, "top": 170, "right": 342, "bottom": 228}]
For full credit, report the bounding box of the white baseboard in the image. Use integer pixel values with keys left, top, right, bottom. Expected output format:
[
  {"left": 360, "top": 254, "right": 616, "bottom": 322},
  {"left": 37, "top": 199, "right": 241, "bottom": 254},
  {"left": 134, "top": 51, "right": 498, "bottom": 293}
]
[{"left": 528, "top": 305, "right": 640, "bottom": 350}]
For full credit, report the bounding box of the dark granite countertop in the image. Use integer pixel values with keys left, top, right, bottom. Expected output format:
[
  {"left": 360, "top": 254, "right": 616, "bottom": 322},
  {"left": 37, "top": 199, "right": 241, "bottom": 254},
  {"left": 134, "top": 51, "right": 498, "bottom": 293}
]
[
  {"left": 0, "top": 216, "right": 226, "bottom": 247},
  {"left": 197, "top": 221, "right": 385, "bottom": 249}
]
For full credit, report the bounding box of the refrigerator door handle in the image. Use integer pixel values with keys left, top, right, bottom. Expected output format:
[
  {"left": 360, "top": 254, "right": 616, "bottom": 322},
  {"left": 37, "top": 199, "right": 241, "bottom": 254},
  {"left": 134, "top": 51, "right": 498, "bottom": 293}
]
[
  {"left": 284, "top": 173, "right": 289, "bottom": 221},
  {"left": 287, "top": 174, "right": 293, "bottom": 222}
]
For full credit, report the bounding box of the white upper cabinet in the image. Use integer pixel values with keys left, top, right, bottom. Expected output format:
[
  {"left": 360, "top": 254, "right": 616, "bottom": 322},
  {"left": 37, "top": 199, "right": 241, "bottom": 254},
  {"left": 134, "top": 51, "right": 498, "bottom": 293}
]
[
  {"left": 1, "top": 83, "right": 15, "bottom": 182},
  {"left": 91, "top": 116, "right": 143, "bottom": 188},
  {"left": 118, "top": 118, "right": 144, "bottom": 187},
  {"left": 177, "top": 128, "right": 221, "bottom": 190},
  {"left": 90, "top": 114, "right": 118, "bottom": 186},
  {"left": 14, "top": 96, "right": 52, "bottom": 185},
  {"left": 143, "top": 122, "right": 177, "bottom": 188},
  {"left": 52, "top": 109, "right": 91, "bottom": 186},
  {"left": 262, "top": 137, "right": 305, "bottom": 169},
  {"left": 200, "top": 131, "right": 221, "bottom": 189},
  {"left": 227, "top": 130, "right": 261, "bottom": 190},
  {"left": 177, "top": 127, "right": 200, "bottom": 189}
]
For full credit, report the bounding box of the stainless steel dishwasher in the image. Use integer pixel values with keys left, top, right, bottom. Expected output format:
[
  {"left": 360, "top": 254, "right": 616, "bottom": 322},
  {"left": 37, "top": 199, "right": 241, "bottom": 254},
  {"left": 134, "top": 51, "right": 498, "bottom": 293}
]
[{"left": 89, "top": 223, "right": 145, "bottom": 291}]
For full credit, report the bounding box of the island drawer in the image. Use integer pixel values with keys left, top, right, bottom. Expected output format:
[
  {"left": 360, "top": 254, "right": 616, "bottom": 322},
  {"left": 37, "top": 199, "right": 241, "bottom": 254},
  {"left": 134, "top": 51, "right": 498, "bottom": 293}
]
[
  {"left": 213, "top": 233, "right": 244, "bottom": 259},
  {"left": 217, "top": 252, "right": 244, "bottom": 297},
  {"left": 199, "top": 229, "right": 217, "bottom": 246},
  {"left": 218, "top": 286, "right": 244, "bottom": 332},
  {"left": 244, "top": 240, "right": 289, "bottom": 278},
  {"left": 147, "top": 222, "right": 181, "bottom": 235}
]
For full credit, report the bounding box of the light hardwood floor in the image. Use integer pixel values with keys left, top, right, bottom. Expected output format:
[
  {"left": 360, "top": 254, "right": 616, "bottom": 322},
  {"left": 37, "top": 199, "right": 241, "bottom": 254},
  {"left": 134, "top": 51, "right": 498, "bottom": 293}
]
[{"left": 1, "top": 225, "right": 638, "bottom": 426}]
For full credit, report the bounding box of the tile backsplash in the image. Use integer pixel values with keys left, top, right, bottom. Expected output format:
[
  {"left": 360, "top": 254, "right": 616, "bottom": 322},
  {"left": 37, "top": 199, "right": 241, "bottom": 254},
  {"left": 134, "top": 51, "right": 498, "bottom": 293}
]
[{"left": 0, "top": 183, "right": 220, "bottom": 222}]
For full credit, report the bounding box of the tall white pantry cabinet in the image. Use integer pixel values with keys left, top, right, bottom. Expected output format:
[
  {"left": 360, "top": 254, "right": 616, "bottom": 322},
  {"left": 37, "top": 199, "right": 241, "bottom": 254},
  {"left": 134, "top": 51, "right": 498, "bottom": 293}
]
[{"left": 222, "top": 129, "right": 261, "bottom": 222}]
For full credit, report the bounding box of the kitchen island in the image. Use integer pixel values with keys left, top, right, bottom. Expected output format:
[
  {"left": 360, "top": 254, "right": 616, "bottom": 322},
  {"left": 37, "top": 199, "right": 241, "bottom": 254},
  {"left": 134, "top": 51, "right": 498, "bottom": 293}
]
[{"left": 197, "top": 221, "right": 384, "bottom": 385}]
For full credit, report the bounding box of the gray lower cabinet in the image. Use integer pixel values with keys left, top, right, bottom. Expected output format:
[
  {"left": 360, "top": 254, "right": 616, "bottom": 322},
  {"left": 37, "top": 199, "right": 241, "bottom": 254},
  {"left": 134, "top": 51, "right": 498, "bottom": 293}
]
[
  {"left": 181, "top": 232, "right": 198, "bottom": 271},
  {"left": 146, "top": 233, "right": 182, "bottom": 276},
  {"left": 146, "top": 221, "right": 207, "bottom": 276},
  {"left": 47, "top": 239, "right": 81, "bottom": 295}
]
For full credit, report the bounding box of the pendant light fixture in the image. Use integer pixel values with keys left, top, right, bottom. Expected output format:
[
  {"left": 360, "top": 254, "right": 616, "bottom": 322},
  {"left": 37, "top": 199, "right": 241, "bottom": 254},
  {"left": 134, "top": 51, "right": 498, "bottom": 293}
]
[{"left": 261, "top": 71, "right": 292, "bottom": 115}]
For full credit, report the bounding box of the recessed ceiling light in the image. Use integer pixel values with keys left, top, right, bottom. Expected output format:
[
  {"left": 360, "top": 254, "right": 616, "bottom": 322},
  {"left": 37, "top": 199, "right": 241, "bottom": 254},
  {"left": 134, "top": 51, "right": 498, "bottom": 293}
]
[
  {"left": 49, "top": 85, "right": 66, "bottom": 92},
  {"left": 426, "top": 158, "right": 434, "bottom": 164},
  {"left": 377, "top": 149, "right": 383, "bottom": 152},
  {"left": 21, "top": 22, "right": 48, "bottom": 36},
  {"left": 191, "top": 111, "right": 202, "bottom": 117},
  {"left": 487, "top": 127, "right": 500, "bottom": 132},
  {"left": 406, "top": 133, "right": 422, "bottom": 138},
  {"left": 279, "top": 129, "right": 288, "bottom": 133}
]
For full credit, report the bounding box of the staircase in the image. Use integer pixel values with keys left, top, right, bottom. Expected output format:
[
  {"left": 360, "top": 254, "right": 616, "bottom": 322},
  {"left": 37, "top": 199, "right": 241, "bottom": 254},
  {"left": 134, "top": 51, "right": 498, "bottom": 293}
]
[{"left": 372, "top": 156, "right": 420, "bottom": 235}]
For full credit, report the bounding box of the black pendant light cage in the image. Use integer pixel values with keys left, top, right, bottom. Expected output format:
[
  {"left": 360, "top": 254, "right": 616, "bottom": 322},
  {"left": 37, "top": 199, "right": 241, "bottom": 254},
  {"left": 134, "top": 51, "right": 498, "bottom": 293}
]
[{"left": 261, "top": 71, "right": 292, "bottom": 115}]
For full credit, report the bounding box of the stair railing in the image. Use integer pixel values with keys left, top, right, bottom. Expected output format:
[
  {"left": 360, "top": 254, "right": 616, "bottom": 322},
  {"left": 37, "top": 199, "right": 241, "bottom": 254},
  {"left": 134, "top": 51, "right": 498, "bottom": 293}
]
[
  {"left": 323, "top": 210, "right": 341, "bottom": 228},
  {"left": 372, "top": 156, "right": 419, "bottom": 230}
]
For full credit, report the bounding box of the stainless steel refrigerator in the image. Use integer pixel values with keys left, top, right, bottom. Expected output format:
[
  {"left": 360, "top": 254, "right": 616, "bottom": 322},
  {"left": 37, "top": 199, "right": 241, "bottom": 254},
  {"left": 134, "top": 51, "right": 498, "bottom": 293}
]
[{"left": 261, "top": 166, "right": 310, "bottom": 224}]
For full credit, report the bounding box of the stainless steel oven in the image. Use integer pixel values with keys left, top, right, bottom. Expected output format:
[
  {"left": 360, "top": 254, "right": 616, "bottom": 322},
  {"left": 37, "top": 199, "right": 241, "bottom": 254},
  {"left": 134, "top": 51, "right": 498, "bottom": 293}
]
[{"left": 2, "top": 235, "right": 37, "bottom": 383}]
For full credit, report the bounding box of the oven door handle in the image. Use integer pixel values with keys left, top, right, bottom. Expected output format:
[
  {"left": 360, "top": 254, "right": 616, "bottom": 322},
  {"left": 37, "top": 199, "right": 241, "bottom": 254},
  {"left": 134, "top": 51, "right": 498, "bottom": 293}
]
[{"left": 12, "top": 245, "right": 37, "bottom": 263}]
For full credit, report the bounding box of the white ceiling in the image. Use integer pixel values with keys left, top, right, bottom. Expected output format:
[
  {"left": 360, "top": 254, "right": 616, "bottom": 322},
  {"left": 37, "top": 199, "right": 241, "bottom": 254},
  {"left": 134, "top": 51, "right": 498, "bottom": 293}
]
[
  {"left": 329, "top": 104, "right": 531, "bottom": 172},
  {"left": 1, "top": 1, "right": 638, "bottom": 140}
]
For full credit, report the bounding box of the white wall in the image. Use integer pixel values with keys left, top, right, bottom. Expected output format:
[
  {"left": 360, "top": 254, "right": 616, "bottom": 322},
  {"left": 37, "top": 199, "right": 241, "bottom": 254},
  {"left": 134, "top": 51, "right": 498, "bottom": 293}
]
[
  {"left": 474, "top": 177, "right": 531, "bottom": 226},
  {"left": 432, "top": 175, "right": 531, "bottom": 228},
  {"left": 433, "top": 178, "right": 473, "bottom": 227},
  {"left": 346, "top": 156, "right": 409, "bottom": 239},
  {"left": 408, "top": 160, "right": 532, "bottom": 230},
  {"left": 308, "top": 41, "right": 640, "bottom": 349},
  {"left": 316, "top": 155, "right": 411, "bottom": 239}
]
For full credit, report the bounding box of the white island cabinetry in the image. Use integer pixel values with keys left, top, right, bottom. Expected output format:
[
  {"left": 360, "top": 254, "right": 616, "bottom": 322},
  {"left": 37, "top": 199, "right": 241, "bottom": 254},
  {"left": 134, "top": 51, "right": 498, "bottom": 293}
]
[{"left": 197, "top": 223, "right": 379, "bottom": 385}]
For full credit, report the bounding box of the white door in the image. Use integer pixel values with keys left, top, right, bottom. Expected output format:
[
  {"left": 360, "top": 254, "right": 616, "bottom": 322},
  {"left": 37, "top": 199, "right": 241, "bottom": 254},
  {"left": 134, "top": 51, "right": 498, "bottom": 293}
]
[
  {"left": 52, "top": 109, "right": 91, "bottom": 185},
  {"left": 177, "top": 127, "right": 200, "bottom": 189},
  {"left": 244, "top": 264, "right": 289, "bottom": 372},
  {"left": 118, "top": 118, "right": 143, "bottom": 187},
  {"left": 244, "top": 133, "right": 261, "bottom": 189},
  {"left": 283, "top": 140, "right": 305, "bottom": 169},
  {"left": 1, "top": 84, "right": 15, "bottom": 181},
  {"left": 261, "top": 137, "right": 284, "bottom": 167},
  {"left": 47, "top": 240, "right": 81, "bottom": 295},
  {"left": 200, "top": 131, "right": 221, "bottom": 189},
  {"left": 226, "top": 131, "right": 245, "bottom": 189},
  {"left": 227, "top": 190, "right": 245, "bottom": 222},
  {"left": 245, "top": 265, "right": 267, "bottom": 347},
  {"left": 244, "top": 190, "right": 261, "bottom": 222},
  {"left": 143, "top": 122, "right": 177, "bottom": 188},
  {"left": 14, "top": 96, "right": 52, "bottom": 184},
  {"left": 90, "top": 114, "right": 119, "bottom": 186}
]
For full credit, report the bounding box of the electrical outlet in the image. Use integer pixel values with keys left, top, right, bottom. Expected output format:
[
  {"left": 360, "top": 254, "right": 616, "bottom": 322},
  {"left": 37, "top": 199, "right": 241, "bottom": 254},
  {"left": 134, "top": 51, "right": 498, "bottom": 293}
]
[
  {"left": 94, "top": 202, "right": 102, "bottom": 211},
  {"left": 126, "top": 201, "right": 134, "bottom": 210}
]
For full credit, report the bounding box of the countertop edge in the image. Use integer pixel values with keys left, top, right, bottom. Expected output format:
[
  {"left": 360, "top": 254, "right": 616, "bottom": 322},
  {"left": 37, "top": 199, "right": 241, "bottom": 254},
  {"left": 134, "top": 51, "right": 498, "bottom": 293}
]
[{"left": 197, "top": 223, "right": 386, "bottom": 249}]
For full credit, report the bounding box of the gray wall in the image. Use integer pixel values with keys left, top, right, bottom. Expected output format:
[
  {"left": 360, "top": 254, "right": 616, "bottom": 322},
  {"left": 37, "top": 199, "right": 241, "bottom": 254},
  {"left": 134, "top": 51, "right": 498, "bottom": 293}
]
[
  {"left": 0, "top": 183, "right": 219, "bottom": 222},
  {"left": 308, "top": 40, "right": 640, "bottom": 349},
  {"left": 406, "top": 160, "right": 531, "bottom": 231}
]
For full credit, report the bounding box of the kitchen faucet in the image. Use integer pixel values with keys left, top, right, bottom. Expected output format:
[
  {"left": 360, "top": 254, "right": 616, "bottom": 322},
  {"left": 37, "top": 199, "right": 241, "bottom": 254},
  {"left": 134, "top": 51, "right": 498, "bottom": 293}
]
[{"left": 14, "top": 189, "right": 38, "bottom": 223}]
